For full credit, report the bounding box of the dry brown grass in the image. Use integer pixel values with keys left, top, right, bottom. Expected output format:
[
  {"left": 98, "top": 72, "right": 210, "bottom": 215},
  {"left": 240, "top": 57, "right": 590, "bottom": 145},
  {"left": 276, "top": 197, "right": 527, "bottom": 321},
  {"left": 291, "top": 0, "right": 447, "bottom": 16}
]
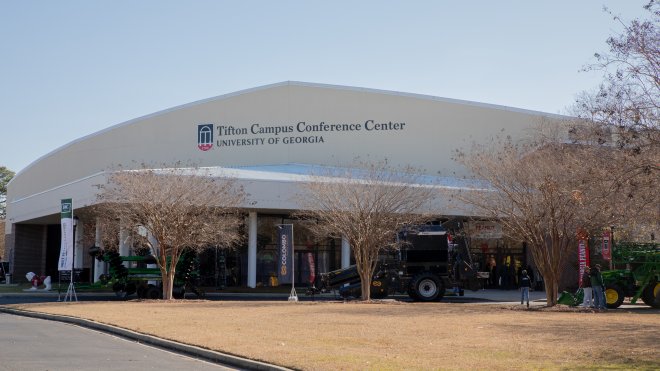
[{"left": 11, "top": 300, "right": 659, "bottom": 370}]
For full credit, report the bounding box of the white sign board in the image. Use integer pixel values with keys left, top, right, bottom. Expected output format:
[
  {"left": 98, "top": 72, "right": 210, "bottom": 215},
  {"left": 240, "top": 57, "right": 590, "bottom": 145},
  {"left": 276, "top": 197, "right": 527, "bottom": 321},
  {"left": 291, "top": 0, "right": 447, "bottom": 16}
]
[{"left": 467, "top": 221, "right": 503, "bottom": 239}]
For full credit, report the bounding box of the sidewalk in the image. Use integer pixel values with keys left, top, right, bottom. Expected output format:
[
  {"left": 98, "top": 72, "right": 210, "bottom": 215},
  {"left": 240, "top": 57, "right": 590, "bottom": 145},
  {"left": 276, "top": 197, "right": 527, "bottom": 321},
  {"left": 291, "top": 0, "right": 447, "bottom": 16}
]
[
  {"left": 451, "top": 288, "right": 547, "bottom": 303},
  {"left": 202, "top": 288, "right": 548, "bottom": 303},
  {"left": 1, "top": 286, "right": 548, "bottom": 304}
]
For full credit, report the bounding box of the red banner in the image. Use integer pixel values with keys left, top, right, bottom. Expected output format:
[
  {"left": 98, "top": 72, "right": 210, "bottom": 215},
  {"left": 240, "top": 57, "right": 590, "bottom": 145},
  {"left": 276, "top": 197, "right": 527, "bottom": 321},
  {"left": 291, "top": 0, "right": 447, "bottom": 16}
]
[
  {"left": 577, "top": 233, "right": 590, "bottom": 287},
  {"left": 307, "top": 252, "right": 316, "bottom": 284},
  {"left": 602, "top": 230, "right": 611, "bottom": 261}
]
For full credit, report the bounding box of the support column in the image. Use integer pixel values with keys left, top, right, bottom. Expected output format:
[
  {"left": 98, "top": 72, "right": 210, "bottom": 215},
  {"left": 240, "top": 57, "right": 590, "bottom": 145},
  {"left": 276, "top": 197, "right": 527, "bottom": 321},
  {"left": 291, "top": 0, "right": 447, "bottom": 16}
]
[
  {"left": 341, "top": 236, "right": 351, "bottom": 269},
  {"left": 74, "top": 222, "right": 83, "bottom": 269},
  {"left": 147, "top": 232, "right": 159, "bottom": 286},
  {"left": 119, "top": 220, "right": 131, "bottom": 268},
  {"left": 147, "top": 233, "right": 159, "bottom": 257},
  {"left": 247, "top": 212, "right": 257, "bottom": 288},
  {"left": 93, "top": 220, "right": 105, "bottom": 282}
]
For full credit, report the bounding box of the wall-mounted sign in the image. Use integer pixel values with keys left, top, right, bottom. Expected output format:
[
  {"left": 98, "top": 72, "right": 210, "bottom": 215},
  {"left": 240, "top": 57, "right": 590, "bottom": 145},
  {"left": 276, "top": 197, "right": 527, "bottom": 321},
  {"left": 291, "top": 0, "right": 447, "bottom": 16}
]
[
  {"left": 466, "top": 221, "right": 503, "bottom": 239},
  {"left": 197, "top": 124, "right": 214, "bottom": 151},
  {"left": 196, "top": 120, "right": 407, "bottom": 151}
]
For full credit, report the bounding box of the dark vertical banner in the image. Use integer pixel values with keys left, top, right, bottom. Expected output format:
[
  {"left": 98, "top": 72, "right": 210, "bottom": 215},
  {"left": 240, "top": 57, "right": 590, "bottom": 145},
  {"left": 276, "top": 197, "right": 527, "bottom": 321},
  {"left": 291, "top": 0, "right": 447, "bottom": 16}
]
[{"left": 277, "top": 224, "right": 294, "bottom": 284}]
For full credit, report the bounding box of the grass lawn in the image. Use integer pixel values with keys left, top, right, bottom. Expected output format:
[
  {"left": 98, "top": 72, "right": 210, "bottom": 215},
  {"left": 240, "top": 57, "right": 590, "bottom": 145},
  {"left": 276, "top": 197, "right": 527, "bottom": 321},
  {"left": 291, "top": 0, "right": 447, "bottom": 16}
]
[{"left": 9, "top": 300, "right": 659, "bottom": 370}]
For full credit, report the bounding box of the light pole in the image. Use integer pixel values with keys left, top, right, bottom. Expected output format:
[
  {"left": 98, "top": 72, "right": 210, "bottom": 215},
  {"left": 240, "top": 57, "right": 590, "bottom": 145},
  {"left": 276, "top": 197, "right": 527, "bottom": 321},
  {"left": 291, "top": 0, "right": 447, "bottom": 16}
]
[
  {"left": 609, "top": 225, "right": 615, "bottom": 270},
  {"left": 63, "top": 216, "right": 79, "bottom": 302},
  {"left": 72, "top": 216, "right": 78, "bottom": 284}
]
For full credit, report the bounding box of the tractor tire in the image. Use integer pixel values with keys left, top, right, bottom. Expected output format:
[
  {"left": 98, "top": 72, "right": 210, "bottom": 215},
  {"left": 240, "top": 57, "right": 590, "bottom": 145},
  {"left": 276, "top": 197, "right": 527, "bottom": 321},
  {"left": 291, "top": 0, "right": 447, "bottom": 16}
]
[
  {"left": 409, "top": 272, "right": 443, "bottom": 302},
  {"left": 145, "top": 285, "right": 162, "bottom": 299},
  {"left": 641, "top": 282, "right": 660, "bottom": 309},
  {"left": 136, "top": 285, "right": 146, "bottom": 299},
  {"left": 605, "top": 284, "right": 625, "bottom": 309},
  {"left": 172, "top": 287, "right": 186, "bottom": 299},
  {"left": 125, "top": 282, "right": 137, "bottom": 296},
  {"left": 112, "top": 282, "right": 128, "bottom": 299},
  {"left": 407, "top": 285, "right": 420, "bottom": 300}
]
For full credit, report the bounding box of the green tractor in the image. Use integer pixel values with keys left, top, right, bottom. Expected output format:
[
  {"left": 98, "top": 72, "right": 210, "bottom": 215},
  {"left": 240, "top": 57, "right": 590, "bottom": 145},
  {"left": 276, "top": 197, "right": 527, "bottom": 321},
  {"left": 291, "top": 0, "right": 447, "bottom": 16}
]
[
  {"left": 602, "top": 242, "right": 659, "bottom": 309},
  {"left": 100, "top": 250, "right": 204, "bottom": 299}
]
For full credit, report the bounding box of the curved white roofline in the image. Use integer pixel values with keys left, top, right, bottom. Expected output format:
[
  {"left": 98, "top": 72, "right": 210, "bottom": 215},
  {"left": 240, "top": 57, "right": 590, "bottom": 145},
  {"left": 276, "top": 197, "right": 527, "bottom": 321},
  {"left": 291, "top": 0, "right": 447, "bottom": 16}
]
[{"left": 12, "top": 81, "right": 571, "bottom": 181}]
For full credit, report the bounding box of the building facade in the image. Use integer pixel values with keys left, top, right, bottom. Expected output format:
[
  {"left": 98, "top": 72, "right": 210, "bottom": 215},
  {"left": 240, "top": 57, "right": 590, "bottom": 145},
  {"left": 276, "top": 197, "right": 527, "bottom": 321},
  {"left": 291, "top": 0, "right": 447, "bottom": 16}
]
[{"left": 4, "top": 81, "right": 563, "bottom": 288}]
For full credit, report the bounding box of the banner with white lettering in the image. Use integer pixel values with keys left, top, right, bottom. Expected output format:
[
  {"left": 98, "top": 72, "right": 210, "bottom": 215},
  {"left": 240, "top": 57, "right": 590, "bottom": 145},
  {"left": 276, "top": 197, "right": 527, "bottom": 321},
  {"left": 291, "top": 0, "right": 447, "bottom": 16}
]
[
  {"left": 58, "top": 199, "right": 74, "bottom": 271},
  {"left": 277, "top": 224, "right": 294, "bottom": 284},
  {"left": 577, "top": 233, "right": 590, "bottom": 287}
]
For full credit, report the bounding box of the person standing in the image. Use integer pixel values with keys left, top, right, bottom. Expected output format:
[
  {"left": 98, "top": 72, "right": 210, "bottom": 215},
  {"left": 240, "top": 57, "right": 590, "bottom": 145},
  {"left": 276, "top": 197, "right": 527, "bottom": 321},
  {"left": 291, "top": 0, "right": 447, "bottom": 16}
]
[
  {"left": 520, "top": 269, "right": 532, "bottom": 308},
  {"left": 591, "top": 264, "right": 606, "bottom": 310},
  {"left": 526, "top": 265, "right": 535, "bottom": 289},
  {"left": 580, "top": 266, "right": 593, "bottom": 308}
]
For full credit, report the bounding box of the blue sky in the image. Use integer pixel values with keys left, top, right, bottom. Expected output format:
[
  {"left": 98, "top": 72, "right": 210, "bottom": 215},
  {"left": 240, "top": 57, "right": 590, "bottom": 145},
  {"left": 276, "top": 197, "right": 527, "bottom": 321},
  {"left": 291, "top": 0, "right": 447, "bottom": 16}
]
[{"left": 0, "top": 1, "right": 651, "bottom": 173}]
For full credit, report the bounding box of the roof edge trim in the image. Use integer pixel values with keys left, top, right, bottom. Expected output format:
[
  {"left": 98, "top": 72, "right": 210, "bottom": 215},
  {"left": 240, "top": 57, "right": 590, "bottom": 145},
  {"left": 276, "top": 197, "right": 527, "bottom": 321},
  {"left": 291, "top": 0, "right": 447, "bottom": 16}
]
[{"left": 9, "top": 171, "right": 106, "bottom": 204}]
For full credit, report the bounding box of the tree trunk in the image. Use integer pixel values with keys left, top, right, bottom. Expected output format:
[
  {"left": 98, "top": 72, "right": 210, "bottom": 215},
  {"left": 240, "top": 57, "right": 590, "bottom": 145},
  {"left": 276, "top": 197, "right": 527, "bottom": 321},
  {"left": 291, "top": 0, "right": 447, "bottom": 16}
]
[
  {"left": 360, "top": 274, "right": 371, "bottom": 301},
  {"left": 356, "top": 262, "right": 371, "bottom": 300},
  {"left": 543, "top": 267, "right": 561, "bottom": 306},
  {"left": 162, "top": 272, "right": 173, "bottom": 300},
  {"left": 545, "top": 279, "right": 558, "bottom": 306},
  {"left": 530, "top": 237, "right": 566, "bottom": 307},
  {"left": 356, "top": 259, "right": 374, "bottom": 301}
]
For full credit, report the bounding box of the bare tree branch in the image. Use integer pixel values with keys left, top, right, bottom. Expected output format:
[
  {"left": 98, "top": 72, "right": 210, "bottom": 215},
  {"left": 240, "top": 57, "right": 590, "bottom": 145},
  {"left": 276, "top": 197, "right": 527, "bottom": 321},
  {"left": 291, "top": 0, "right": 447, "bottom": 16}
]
[
  {"left": 450, "top": 121, "right": 642, "bottom": 306},
  {"left": 94, "top": 163, "right": 245, "bottom": 299},
  {"left": 294, "top": 160, "right": 437, "bottom": 301}
]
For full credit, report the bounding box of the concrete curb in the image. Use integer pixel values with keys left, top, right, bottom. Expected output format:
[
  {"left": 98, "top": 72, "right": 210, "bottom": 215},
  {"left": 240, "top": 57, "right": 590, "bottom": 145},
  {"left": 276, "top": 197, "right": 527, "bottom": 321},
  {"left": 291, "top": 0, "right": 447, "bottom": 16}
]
[{"left": 0, "top": 307, "right": 293, "bottom": 371}]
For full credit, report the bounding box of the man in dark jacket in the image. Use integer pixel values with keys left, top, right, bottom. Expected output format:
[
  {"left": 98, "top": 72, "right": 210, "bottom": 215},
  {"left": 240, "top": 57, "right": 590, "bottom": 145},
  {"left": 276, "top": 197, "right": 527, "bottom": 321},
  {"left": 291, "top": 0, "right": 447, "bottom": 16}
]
[
  {"left": 520, "top": 270, "right": 532, "bottom": 307},
  {"left": 591, "top": 264, "right": 606, "bottom": 310},
  {"left": 580, "top": 266, "right": 593, "bottom": 307}
]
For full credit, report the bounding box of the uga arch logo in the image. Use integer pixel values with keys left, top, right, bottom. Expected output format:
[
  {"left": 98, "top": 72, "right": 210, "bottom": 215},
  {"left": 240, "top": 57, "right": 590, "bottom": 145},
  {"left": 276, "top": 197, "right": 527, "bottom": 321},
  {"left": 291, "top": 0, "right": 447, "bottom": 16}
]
[{"left": 197, "top": 124, "right": 213, "bottom": 151}]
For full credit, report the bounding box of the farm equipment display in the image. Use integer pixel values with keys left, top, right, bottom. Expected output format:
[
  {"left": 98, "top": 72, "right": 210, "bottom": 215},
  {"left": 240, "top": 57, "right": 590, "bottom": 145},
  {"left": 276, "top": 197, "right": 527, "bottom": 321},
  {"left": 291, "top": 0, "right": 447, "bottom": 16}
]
[
  {"left": 317, "top": 225, "right": 480, "bottom": 301},
  {"left": 603, "top": 242, "right": 659, "bottom": 309},
  {"left": 100, "top": 251, "right": 204, "bottom": 299}
]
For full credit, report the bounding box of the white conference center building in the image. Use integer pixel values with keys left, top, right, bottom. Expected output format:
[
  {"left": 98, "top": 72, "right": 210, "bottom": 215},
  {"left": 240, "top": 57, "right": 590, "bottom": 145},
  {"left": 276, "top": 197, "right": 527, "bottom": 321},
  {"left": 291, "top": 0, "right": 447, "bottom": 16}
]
[{"left": 4, "top": 82, "right": 564, "bottom": 289}]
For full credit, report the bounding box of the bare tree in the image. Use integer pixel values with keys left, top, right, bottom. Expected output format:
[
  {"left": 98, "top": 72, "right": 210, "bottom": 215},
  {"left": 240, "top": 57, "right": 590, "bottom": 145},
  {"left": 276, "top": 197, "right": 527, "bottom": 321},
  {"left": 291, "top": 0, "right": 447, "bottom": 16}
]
[
  {"left": 571, "top": 1, "right": 660, "bottom": 235},
  {"left": 575, "top": 2, "right": 658, "bottom": 138},
  {"left": 295, "top": 160, "right": 436, "bottom": 301},
  {"left": 95, "top": 164, "right": 245, "bottom": 299},
  {"left": 452, "top": 126, "right": 621, "bottom": 306},
  {"left": 75, "top": 207, "right": 121, "bottom": 265},
  {"left": 0, "top": 166, "right": 15, "bottom": 220},
  {"left": 2, "top": 166, "right": 16, "bottom": 261}
]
